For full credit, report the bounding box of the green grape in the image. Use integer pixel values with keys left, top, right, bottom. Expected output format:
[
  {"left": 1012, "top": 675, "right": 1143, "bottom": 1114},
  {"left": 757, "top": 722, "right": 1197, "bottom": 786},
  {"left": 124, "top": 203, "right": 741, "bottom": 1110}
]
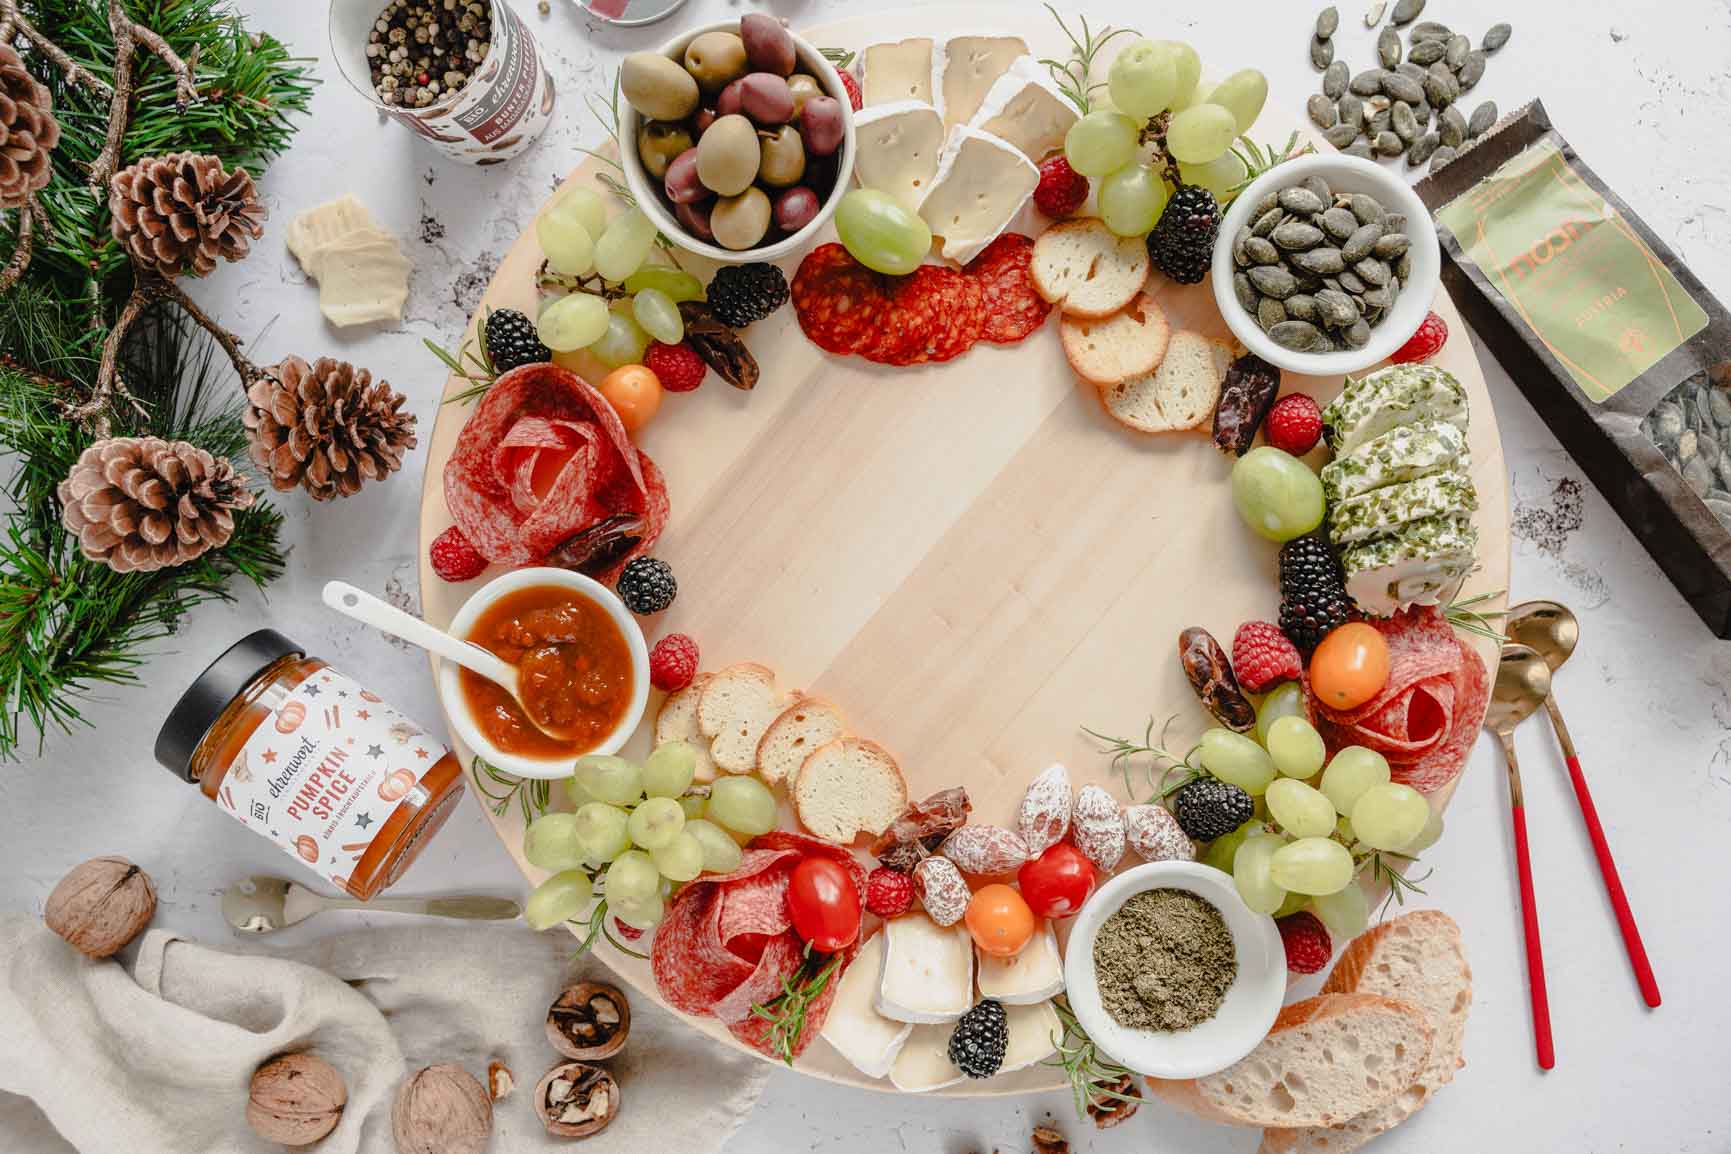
[
  {"left": 627, "top": 796, "right": 686, "bottom": 851},
  {"left": 590, "top": 307, "right": 651, "bottom": 369},
  {"left": 651, "top": 831, "right": 704, "bottom": 882},
  {"left": 1311, "top": 881, "right": 1370, "bottom": 939},
  {"left": 1274, "top": 890, "right": 1313, "bottom": 919},
  {"left": 834, "top": 189, "right": 931, "bottom": 276},
  {"left": 1106, "top": 39, "right": 1178, "bottom": 119},
  {"left": 525, "top": 870, "right": 593, "bottom": 931},
  {"left": 632, "top": 287, "right": 684, "bottom": 344},
  {"left": 707, "top": 774, "right": 777, "bottom": 836},
  {"left": 1200, "top": 821, "right": 1254, "bottom": 872},
  {"left": 523, "top": 813, "right": 587, "bottom": 872},
  {"left": 1270, "top": 836, "right": 1355, "bottom": 895},
  {"left": 1178, "top": 151, "right": 1249, "bottom": 200},
  {"left": 536, "top": 293, "right": 609, "bottom": 353},
  {"left": 574, "top": 755, "right": 643, "bottom": 806},
  {"left": 548, "top": 185, "right": 606, "bottom": 240},
  {"left": 1098, "top": 163, "right": 1170, "bottom": 237},
  {"left": 572, "top": 802, "right": 632, "bottom": 862},
  {"left": 1404, "top": 808, "right": 1445, "bottom": 856},
  {"left": 1231, "top": 447, "right": 1326, "bottom": 542},
  {"left": 643, "top": 742, "right": 698, "bottom": 798},
  {"left": 684, "top": 818, "right": 744, "bottom": 874},
  {"left": 1063, "top": 110, "right": 1140, "bottom": 177},
  {"left": 1320, "top": 746, "right": 1391, "bottom": 814},
  {"left": 1264, "top": 778, "right": 1337, "bottom": 838},
  {"left": 1350, "top": 783, "right": 1430, "bottom": 851},
  {"left": 1158, "top": 41, "right": 1202, "bottom": 108},
  {"left": 1172, "top": 77, "right": 1216, "bottom": 114},
  {"left": 594, "top": 208, "right": 657, "bottom": 282},
  {"left": 565, "top": 775, "right": 594, "bottom": 809},
  {"left": 611, "top": 894, "right": 666, "bottom": 931},
  {"left": 1209, "top": 68, "right": 1269, "bottom": 134},
  {"left": 1267, "top": 716, "right": 1327, "bottom": 779},
  {"left": 537, "top": 213, "right": 594, "bottom": 277},
  {"left": 679, "top": 794, "right": 707, "bottom": 820},
  {"left": 1255, "top": 681, "right": 1306, "bottom": 746},
  {"left": 1167, "top": 103, "right": 1239, "bottom": 165},
  {"left": 1232, "top": 833, "right": 1288, "bottom": 915},
  {"left": 1199, "top": 728, "right": 1277, "bottom": 796},
  {"left": 623, "top": 265, "right": 704, "bottom": 303},
  {"left": 604, "top": 849, "right": 662, "bottom": 906}
]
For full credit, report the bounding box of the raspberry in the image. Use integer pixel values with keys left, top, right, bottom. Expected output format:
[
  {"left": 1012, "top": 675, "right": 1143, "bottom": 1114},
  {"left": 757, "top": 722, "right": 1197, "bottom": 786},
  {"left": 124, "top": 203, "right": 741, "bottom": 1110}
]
[
  {"left": 1264, "top": 394, "right": 1324, "bottom": 457},
  {"left": 1277, "top": 911, "right": 1333, "bottom": 975},
  {"left": 428, "top": 525, "right": 487, "bottom": 582},
  {"left": 1231, "top": 621, "right": 1302, "bottom": 693},
  {"left": 1390, "top": 311, "right": 1449, "bottom": 364},
  {"left": 644, "top": 341, "right": 706, "bottom": 393},
  {"left": 649, "top": 633, "right": 700, "bottom": 692},
  {"left": 1033, "top": 155, "right": 1089, "bottom": 218},
  {"left": 612, "top": 917, "right": 644, "bottom": 942},
  {"left": 864, "top": 866, "right": 915, "bottom": 918},
  {"left": 837, "top": 69, "right": 862, "bottom": 111}
]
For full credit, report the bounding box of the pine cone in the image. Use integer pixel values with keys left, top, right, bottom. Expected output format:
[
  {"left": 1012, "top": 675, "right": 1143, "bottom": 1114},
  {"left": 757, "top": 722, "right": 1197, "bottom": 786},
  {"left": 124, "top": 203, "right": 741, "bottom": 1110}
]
[
  {"left": 0, "top": 42, "right": 61, "bottom": 210},
  {"left": 109, "top": 152, "right": 266, "bottom": 278},
  {"left": 58, "top": 436, "right": 256, "bottom": 573},
  {"left": 244, "top": 356, "right": 417, "bottom": 501}
]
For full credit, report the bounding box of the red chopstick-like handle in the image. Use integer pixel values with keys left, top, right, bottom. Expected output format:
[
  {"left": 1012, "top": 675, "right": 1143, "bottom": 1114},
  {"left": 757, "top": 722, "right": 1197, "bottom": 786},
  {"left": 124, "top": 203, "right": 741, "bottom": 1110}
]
[
  {"left": 1510, "top": 803, "right": 1555, "bottom": 1070},
  {"left": 1564, "top": 753, "right": 1662, "bottom": 1007}
]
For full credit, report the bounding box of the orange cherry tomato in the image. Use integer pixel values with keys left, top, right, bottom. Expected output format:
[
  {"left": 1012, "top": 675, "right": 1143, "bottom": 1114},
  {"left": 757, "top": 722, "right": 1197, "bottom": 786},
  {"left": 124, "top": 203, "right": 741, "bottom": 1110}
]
[
  {"left": 1309, "top": 622, "right": 1391, "bottom": 711},
  {"left": 964, "top": 883, "right": 1036, "bottom": 958},
  {"left": 597, "top": 364, "right": 662, "bottom": 433}
]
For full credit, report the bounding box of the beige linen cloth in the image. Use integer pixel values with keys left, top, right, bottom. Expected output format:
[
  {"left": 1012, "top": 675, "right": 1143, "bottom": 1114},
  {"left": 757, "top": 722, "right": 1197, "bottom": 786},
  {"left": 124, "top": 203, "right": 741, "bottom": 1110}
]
[{"left": 0, "top": 914, "right": 767, "bottom": 1153}]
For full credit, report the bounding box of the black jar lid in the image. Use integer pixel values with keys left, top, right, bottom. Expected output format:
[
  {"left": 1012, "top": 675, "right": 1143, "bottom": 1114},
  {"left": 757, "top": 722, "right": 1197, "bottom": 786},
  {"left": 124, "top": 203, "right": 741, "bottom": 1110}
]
[{"left": 154, "top": 629, "right": 304, "bottom": 782}]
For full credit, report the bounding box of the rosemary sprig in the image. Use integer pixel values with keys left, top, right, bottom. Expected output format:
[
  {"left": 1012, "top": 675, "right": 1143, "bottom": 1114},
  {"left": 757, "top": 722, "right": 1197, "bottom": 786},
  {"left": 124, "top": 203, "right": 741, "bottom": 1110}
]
[
  {"left": 577, "top": 71, "right": 627, "bottom": 174},
  {"left": 426, "top": 310, "right": 501, "bottom": 406},
  {"left": 1227, "top": 132, "right": 1317, "bottom": 200},
  {"left": 750, "top": 946, "right": 842, "bottom": 1066},
  {"left": 468, "top": 756, "right": 552, "bottom": 824},
  {"left": 1081, "top": 716, "right": 1202, "bottom": 801},
  {"left": 1048, "top": 997, "right": 1142, "bottom": 1120},
  {"left": 817, "top": 47, "right": 856, "bottom": 70},
  {"left": 1446, "top": 589, "right": 1509, "bottom": 644},
  {"left": 1039, "top": 3, "right": 1133, "bottom": 116},
  {"left": 1358, "top": 848, "right": 1433, "bottom": 917},
  {"left": 570, "top": 896, "right": 650, "bottom": 961}
]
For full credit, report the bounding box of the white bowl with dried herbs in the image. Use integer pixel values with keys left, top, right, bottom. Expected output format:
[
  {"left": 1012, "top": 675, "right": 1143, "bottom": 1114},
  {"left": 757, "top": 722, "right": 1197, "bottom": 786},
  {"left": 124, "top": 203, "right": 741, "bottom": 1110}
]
[{"left": 1062, "top": 861, "right": 1285, "bottom": 1079}]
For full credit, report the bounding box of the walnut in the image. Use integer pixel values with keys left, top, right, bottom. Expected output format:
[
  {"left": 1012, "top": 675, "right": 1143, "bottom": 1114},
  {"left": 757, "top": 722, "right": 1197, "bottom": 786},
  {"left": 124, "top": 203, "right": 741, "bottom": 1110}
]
[
  {"left": 486, "top": 1059, "right": 514, "bottom": 1101},
  {"left": 43, "top": 856, "right": 156, "bottom": 958},
  {"left": 1086, "top": 1074, "right": 1142, "bottom": 1128},
  {"left": 246, "top": 1053, "right": 347, "bottom": 1147},
  {"left": 1031, "top": 1125, "right": 1069, "bottom": 1154},
  {"left": 545, "top": 981, "right": 630, "bottom": 1061},
  {"left": 392, "top": 1064, "right": 492, "bottom": 1154},
  {"left": 533, "top": 1061, "right": 619, "bottom": 1139}
]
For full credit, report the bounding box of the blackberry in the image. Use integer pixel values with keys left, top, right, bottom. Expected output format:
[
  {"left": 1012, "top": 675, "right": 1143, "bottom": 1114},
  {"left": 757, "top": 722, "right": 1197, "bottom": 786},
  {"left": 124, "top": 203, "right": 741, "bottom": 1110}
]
[
  {"left": 948, "top": 1000, "right": 1009, "bottom": 1079},
  {"left": 1278, "top": 534, "right": 1355, "bottom": 652},
  {"left": 483, "top": 308, "right": 550, "bottom": 372},
  {"left": 705, "top": 263, "right": 789, "bottom": 328},
  {"left": 615, "top": 557, "right": 677, "bottom": 615},
  {"left": 1172, "top": 779, "right": 1255, "bottom": 842},
  {"left": 1147, "top": 184, "right": 1221, "bottom": 285}
]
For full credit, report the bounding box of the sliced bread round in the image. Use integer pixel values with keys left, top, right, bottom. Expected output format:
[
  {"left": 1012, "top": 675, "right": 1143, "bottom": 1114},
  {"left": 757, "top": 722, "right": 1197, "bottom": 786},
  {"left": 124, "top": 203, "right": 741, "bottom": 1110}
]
[
  {"left": 653, "top": 673, "right": 717, "bottom": 783},
  {"left": 1101, "top": 330, "right": 1233, "bottom": 433},
  {"left": 793, "top": 737, "right": 909, "bottom": 844},
  {"left": 757, "top": 697, "right": 847, "bottom": 786},
  {"left": 697, "top": 663, "right": 785, "bottom": 774},
  {"left": 1060, "top": 293, "right": 1170, "bottom": 387},
  {"left": 1030, "top": 219, "right": 1150, "bottom": 318}
]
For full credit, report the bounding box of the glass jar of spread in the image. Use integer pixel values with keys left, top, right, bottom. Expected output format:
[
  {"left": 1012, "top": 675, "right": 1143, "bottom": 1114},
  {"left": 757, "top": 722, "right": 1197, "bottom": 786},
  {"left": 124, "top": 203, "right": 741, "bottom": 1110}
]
[{"left": 155, "top": 629, "right": 466, "bottom": 901}]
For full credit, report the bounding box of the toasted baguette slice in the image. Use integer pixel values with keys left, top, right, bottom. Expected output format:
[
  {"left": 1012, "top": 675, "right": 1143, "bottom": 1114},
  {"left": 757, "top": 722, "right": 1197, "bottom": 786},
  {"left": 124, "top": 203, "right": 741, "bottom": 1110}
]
[
  {"left": 1061, "top": 293, "right": 1170, "bottom": 387},
  {"left": 653, "top": 674, "right": 717, "bottom": 783},
  {"left": 1145, "top": 993, "right": 1433, "bottom": 1130},
  {"left": 793, "top": 738, "right": 908, "bottom": 843},
  {"left": 698, "top": 663, "right": 785, "bottom": 774},
  {"left": 1030, "top": 219, "right": 1150, "bottom": 318},
  {"left": 757, "top": 697, "right": 847, "bottom": 786},
  {"left": 1260, "top": 912, "right": 1472, "bottom": 1154},
  {"left": 1101, "top": 330, "right": 1232, "bottom": 433}
]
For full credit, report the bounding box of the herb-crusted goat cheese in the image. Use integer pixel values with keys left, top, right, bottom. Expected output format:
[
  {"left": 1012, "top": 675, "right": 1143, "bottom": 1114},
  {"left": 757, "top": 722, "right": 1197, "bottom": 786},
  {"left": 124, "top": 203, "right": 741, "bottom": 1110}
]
[
  {"left": 1321, "top": 419, "right": 1469, "bottom": 505},
  {"left": 1329, "top": 469, "right": 1478, "bottom": 545},
  {"left": 1341, "top": 514, "right": 1479, "bottom": 615},
  {"left": 1322, "top": 364, "right": 1469, "bottom": 457}
]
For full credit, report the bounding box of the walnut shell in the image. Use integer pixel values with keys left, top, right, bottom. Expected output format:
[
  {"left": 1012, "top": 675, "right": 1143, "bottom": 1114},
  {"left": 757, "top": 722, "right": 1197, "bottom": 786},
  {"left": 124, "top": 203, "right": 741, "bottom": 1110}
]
[
  {"left": 545, "top": 981, "right": 630, "bottom": 1061},
  {"left": 246, "top": 1052, "right": 347, "bottom": 1147},
  {"left": 43, "top": 856, "right": 156, "bottom": 958},
  {"left": 533, "top": 1061, "right": 620, "bottom": 1139},
  {"left": 392, "top": 1064, "right": 492, "bottom": 1154}
]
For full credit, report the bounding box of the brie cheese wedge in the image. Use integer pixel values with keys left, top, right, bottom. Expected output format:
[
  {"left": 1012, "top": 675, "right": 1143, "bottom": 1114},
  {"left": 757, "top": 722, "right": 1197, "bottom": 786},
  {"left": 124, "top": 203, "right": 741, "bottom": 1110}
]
[
  {"left": 934, "top": 34, "right": 1029, "bottom": 130},
  {"left": 976, "top": 920, "right": 1064, "bottom": 1004},
  {"left": 1000, "top": 1000, "right": 1062, "bottom": 1073},
  {"left": 819, "top": 932, "right": 913, "bottom": 1079},
  {"left": 852, "top": 101, "right": 947, "bottom": 214},
  {"left": 967, "top": 56, "right": 1078, "bottom": 162},
  {"left": 888, "top": 1024, "right": 966, "bottom": 1092},
  {"left": 917, "top": 125, "right": 1039, "bottom": 265},
  {"left": 860, "top": 37, "right": 933, "bottom": 107},
  {"left": 876, "top": 913, "right": 975, "bottom": 1024}
]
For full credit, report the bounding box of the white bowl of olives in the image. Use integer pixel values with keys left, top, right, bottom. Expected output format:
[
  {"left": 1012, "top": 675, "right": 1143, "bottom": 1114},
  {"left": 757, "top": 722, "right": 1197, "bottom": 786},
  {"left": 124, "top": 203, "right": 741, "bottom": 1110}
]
[{"left": 618, "top": 16, "right": 856, "bottom": 264}]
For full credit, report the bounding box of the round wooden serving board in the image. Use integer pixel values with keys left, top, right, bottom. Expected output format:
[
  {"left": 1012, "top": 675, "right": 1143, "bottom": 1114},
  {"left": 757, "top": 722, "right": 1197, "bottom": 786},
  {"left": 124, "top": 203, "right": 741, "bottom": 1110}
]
[{"left": 417, "top": 5, "right": 1510, "bottom": 1094}]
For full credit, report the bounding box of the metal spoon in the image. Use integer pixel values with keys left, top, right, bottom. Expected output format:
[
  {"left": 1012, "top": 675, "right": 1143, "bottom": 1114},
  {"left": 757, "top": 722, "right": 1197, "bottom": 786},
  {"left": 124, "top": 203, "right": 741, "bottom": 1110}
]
[
  {"left": 223, "top": 875, "right": 521, "bottom": 935},
  {"left": 1506, "top": 600, "right": 1661, "bottom": 1008},
  {"left": 1487, "top": 643, "right": 1555, "bottom": 1070}
]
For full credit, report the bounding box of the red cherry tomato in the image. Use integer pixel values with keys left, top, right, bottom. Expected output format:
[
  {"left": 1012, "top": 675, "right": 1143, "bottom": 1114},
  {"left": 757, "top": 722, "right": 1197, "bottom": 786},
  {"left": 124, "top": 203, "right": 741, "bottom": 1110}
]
[
  {"left": 1017, "top": 843, "right": 1097, "bottom": 919},
  {"left": 787, "top": 857, "right": 861, "bottom": 952}
]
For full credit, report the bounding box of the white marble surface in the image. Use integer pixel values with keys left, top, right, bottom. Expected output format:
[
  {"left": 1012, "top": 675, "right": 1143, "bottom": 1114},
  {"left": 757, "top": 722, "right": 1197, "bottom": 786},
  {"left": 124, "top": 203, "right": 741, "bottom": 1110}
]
[{"left": 5, "top": 0, "right": 1731, "bottom": 1150}]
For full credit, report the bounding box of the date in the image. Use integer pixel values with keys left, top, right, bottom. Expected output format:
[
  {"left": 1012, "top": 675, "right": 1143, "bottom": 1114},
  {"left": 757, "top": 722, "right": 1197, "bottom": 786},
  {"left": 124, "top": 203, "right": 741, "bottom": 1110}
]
[
  {"left": 1179, "top": 626, "right": 1256, "bottom": 733},
  {"left": 871, "top": 787, "right": 971, "bottom": 872},
  {"left": 1212, "top": 352, "right": 1283, "bottom": 456}
]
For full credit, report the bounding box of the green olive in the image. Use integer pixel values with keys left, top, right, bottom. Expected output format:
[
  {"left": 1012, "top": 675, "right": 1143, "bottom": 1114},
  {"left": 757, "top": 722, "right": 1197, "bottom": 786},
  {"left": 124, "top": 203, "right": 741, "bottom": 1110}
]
[
  {"left": 636, "top": 120, "right": 694, "bottom": 181},
  {"left": 683, "top": 31, "right": 748, "bottom": 95},
  {"left": 756, "top": 124, "right": 806, "bottom": 188},
  {"left": 695, "top": 113, "right": 759, "bottom": 197},
  {"left": 711, "top": 187, "right": 772, "bottom": 251},
  {"left": 786, "top": 73, "right": 822, "bottom": 116},
  {"left": 620, "top": 52, "right": 699, "bottom": 121}
]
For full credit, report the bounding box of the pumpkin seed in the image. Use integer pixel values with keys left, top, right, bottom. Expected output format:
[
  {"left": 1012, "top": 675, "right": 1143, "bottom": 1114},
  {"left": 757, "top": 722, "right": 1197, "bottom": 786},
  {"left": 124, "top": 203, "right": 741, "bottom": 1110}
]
[
  {"left": 1280, "top": 187, "right": 1328, "bottom": 215},
  {"left": 1372, "top": 231, "right": 1410, "bottom": 260},
  {"left": 1311, "top": 36, "right": 1335, "bottom": 69},
  {"left": 1391, "top": 0, "right": 1424, "bottom": 24},
  {"left": 1323, "top": 60, "right": 1350, "bottom": 99},
  {"left": 1369, "top": 108, "right": 1392, "bottom": 134},
  {"left": 1344, "top": 319, "right": 1373, "bottom": 348},
  {"left": 1232, "top": 226, "right": 1251, "bottom": 266},
  {"left": 1424, "top": 61, "right": 1458, "bottom": 107},
  {"left": 1391, "top": 101, "right": 1419, "bottom": 142},
  {"left": 1439, "top": 104, "right": 1468, "bottom": 148},
  {"left": 1249, "top": 265, "right": 1299, "bottom": 299},
  {"left": 1394, "top": 250, "right": 1412, "bottom": 281},
  {"left": 1258, "top": 296, "right": 1288, "bottom": 331},
  {"left": 1303, "top": 175, "right": 1334, "bottom": 204},
  {"left": 1344, "top": 139, "right": 1374, "bottom": 160},
  {"left": 1269, "top": 320, "right": 1328, "bottom": 351},
  {"left": 1337, "top": 93, "right": 1365, "bottom": 126},
  {"left": 1381, "top": 71, "right": 1425, "bottom": 104},
  {"left": 1256, "top": 189, "right": 1282, "bottom": 216},
  {"left": 1354, "top": 256, "right": 1392, "bottom": 285},
  {"left": 1382, "top": 212, "right": 1407, "bottom": 232},
  {"left": 1349, "top": 69, "right": 1386, "bottom": 96},
  {"left": 1233, "top": 273, "right": 1258, "bottom": 313},
  {"left": 1348, "top": 193, "right": 1384, "bottom": 225},
  {"left": 1396, "top": 61, "right": 1428, "bottom": 83},
  {"left": 1314, "top": 288, "right": 1358, "bottom": 326},
  {"left": 1362, "top": 283, "right": 1392, "bottom": 309},
  {"left": 1252, "top": 207, "right": 1284, "bottom": 237},
  {"left": 1409, "top": 20, "right": 1452, "bottom": 40},
  {"left": 1457, "top": 50, "right": 1486, "bottom": 90},
  {"left": 1320, "top": 207, "right": 1359, "bottom": 241},
  {"left": 1316, "top": 6, "right": 1340, "bottom": 37},
  {"left": 1293, "top": 247, "right": 1347, "bottom": 276},
  {"left": 1273, "top": 221, "right": 1326, "bottom": 250},
  {"left": 1467, "top": 100, "right": 1497, "bottom": 138},
  {"left": 1405, "top": 133, "right": 1438, "bottom": 167},
  {"left": 1407, "top": 37, "right": 1446, "bottom": 65},
  {"left": 1337, "top": 269, "right": 1367, "bottom": 294},
  {"left": 1285, "top": 294, "right": 1321, "bottom": 323},
  {"left": 1685, "top": 455, "right": 1713, "bottom": 497},
  {"left": 1444, "top": 33, "right": 1470, "bottom": 69},
  {"left": 1307, "top": 94, "right": 1339, "bottom": 129},
  {"left": 1324, "top": 122, "right": 1361, "bottom": 148},
  {"left": 1377, "top": 27, "right": 1402, "bottom": 68},
  {"left": 1245, "top": 236, "right": 1281, "bottom": 264},
  {"left": 1482, "top": 22, "right": 1512, "bottom": 51},
  {"left": 1412, "top": 99, "right": 1432, "bottom": 125},
  {"left": 1343, "top": 221, "right": 1385, "bottom": 261},
  {"left": 1364, "top": 0, "right": 1386, "bottom": 26}
]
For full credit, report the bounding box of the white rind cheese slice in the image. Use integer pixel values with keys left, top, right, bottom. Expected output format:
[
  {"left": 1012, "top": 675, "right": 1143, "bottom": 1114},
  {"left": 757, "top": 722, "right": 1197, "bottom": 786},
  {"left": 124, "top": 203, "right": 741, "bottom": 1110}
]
[
  {"left": 975, "top": 920, "right": 1064, "bottom": 1004},
  {"left": 917, "top": 124, "right": 1038, "bottom": 265},
  {"left": 934, "top": 34, "right": 1029, "bottom": 130},
  {"left": 1000, "top": 1000, "right": 1062, "bottom": 1073},
  {"left": 861, "top": 38, "right": 934, "bottom": 107},
  {"left": 877, "top": 913, "right": 975, "bottom": 1024},
  {"left": 966, "top": 56, "right": 1077, "bottom": 163},
  {"left": 819, "top": 932, "right": 913, "bottom": 1079},
  {"left": 889, "top": 1023, "right": 965, "bottom": 1092},
  {"left": 852, "top": 101, "right": 946, "bottom": 214}
]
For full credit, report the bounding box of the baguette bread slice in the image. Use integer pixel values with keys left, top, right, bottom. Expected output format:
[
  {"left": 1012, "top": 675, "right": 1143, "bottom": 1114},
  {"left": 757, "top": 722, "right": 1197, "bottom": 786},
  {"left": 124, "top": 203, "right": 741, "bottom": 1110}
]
[
  {"left": 757, "top": 697, "right": 847, "bottom": 786},
  {"left": 1144, "top": 993, "right": 1433, "bottom": 1129},
  {"left": 1061, "top": 293, "right": 1170, "bottom": 387},
  {"left": 698, "top": 663, "right": 786, "bottom": 774},
  {"left": 1260, "top": 911, "right": 1472, "bottom": 1154},
  {"left": 793, "top": 737, "right": 909, "bottom": 843},
  {"left": 653, "top": 673, "right": 717, "bottom": 783},
  {"left": 1102, "top": 330, "right": 1233, "bottom": 433},
  {"left": 1030, "top": 219, "right": 1150, "bottom": 319}
]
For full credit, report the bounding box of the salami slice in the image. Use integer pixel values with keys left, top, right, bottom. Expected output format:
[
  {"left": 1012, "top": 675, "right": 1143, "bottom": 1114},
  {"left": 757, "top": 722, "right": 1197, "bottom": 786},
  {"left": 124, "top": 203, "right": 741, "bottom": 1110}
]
[
  {"left": 793, "top": 243, "right": 889, "bottom": 357},
  {"left": 965, "top": 233, "right": 1050, "bottom": 345},
  {"left": 1398, "top": 639, "right": 1489, "bottom": 793},
  {"left": 881, "top": 265, "right": 982, "bottom": 365}
]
